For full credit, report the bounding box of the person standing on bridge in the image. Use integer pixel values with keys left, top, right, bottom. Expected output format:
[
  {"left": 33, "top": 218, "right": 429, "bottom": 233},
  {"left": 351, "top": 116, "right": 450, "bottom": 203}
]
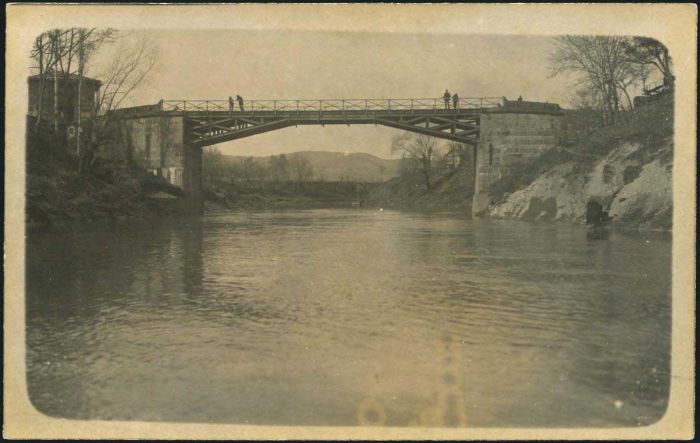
[
  {"left": 443, "top": 89, "right": 451, "bottom": 109},
  {"left": 228, "top": 96, "right": 234, "bottom": 115},
  {"left": 452, "top": 93, "right": 459, "bottom": 110},
  {"left": 236, "top": 95, "right": 244, "bottom": 111}
]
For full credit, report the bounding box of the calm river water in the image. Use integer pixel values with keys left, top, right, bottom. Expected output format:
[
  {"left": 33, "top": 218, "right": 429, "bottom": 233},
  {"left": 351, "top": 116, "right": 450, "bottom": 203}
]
[{"left": 26, "top": 209, "right": 671, "bottom": 427}]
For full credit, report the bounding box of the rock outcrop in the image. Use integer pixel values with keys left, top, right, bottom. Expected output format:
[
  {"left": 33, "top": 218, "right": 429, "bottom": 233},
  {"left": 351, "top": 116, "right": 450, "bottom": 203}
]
[{"left": 487, "top": 137, "right": 673, "bottom": 229}]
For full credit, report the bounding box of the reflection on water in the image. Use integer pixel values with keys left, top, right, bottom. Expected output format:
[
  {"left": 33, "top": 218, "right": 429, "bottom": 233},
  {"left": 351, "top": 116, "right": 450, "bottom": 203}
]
[{"left": 26, "top": 210, "right": 671, "bottom": 426}]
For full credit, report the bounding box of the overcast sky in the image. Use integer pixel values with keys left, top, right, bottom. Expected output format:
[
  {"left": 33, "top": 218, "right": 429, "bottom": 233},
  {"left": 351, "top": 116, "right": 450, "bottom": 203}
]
[{"left": 100, "top": 30, "right": 573, "bottom": 158}]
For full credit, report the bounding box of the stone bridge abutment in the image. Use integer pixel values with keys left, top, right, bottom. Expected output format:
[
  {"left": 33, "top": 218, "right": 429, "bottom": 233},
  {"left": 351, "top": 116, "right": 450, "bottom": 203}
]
[
  {"left": 106, "top": 112, "right": 203, "bottom": 213},
  {"left": 472, "top": 106, "right": 564, "bottom": 215}
]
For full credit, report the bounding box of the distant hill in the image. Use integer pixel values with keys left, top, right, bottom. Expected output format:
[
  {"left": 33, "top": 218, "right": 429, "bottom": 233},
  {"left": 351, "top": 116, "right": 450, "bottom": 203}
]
[{"left": 224, "top": 151, "right": 400, "bottom": 182}]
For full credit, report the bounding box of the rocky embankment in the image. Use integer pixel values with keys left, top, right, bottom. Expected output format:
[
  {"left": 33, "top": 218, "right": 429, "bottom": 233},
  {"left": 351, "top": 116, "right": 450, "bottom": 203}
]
[{"left": 485, "top": 100, "right": 673, "bottom": 230}]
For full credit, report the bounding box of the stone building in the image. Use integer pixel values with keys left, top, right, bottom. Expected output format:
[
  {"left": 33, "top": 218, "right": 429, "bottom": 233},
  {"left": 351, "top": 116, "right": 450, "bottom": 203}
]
[{"left": 27, "top": 72, "right": 102, "bottom": 126}]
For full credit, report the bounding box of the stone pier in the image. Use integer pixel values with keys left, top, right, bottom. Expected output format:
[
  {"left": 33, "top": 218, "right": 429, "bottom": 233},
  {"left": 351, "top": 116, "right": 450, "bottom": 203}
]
[{"left": 472, "top": 100, "right": 564, "bottom": 216}]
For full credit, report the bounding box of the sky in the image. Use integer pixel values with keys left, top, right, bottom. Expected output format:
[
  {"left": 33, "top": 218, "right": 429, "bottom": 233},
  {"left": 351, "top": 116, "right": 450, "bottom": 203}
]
[{"left": 95, "top": 30, "right": 574, "bottom": 159}]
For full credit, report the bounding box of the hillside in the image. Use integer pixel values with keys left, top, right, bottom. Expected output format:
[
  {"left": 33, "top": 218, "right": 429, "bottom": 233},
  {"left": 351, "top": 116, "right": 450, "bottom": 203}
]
[{"left": 224, "top": 151, "right": 400, "bottom": 182}]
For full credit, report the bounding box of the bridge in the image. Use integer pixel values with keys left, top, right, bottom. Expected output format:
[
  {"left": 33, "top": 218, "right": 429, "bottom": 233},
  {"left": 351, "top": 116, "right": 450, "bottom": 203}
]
[
  {"left": 107, "top": 96, "right": 564, "bottom": 214},
  {"left": 116, "top": 97, "right": 503, "bottom": 147}
]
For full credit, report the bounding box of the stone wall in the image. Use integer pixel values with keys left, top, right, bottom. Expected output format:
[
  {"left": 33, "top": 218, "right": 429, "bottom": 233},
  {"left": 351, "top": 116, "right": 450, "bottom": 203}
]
[
  {"left": 114, "top": 115, "right": 186, "bottom": 186},
  {"left": 472, "top": 110, "right": 564, "bottom": 215}
]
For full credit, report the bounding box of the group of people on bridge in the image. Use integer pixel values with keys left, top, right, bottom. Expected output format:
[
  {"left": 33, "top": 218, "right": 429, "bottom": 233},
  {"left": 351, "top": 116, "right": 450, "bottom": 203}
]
[
  {"left": 443, "top": 89, "right": 460, "bottom": 110},
  {"left": 228, "top": 95, "right": 244, "bottom": 112}
]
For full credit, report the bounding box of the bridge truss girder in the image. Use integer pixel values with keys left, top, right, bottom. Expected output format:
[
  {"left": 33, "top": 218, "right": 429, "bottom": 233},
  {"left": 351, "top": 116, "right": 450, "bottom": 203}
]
[{"left": 184, "top": 111, "right": 481, "bottom": 147}]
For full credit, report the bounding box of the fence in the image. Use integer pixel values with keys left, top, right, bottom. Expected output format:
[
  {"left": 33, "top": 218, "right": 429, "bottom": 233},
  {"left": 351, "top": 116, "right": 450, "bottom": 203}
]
[{"left": 160, "top": 97, "right": 503, "bottom": 113}]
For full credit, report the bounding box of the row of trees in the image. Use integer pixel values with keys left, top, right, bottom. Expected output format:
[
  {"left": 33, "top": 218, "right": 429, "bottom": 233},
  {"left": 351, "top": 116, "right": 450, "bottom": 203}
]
[
  {"left": 550, "top": 36, "right": 674, "bottom": 124},
  {"left": 30, "top": 28, "right": 157, "bottom": 172},
  {"left": 203, "top": 149, "right": 316, "bottom": 188},
  {"left": 204, "top": 134, "right": 470, "bottom": 193}
]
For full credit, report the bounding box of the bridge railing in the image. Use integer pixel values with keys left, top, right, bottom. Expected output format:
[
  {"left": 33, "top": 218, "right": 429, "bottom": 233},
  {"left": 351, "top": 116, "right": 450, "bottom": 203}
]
[{"left": 160, "top": 97, "right": 503, "bottom": 113}]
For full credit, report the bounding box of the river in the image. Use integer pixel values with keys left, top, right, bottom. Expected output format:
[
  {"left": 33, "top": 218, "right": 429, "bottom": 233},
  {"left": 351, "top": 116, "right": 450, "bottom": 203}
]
[{"left": 26, "top": 209, "right": 671, "bottom": 427}]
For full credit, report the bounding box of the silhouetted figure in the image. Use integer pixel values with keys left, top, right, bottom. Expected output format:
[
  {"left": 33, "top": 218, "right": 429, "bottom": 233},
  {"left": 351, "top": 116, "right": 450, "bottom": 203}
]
[
  {"left": 443, "top": 89, "right": 451, "bottom": 109},
  {"left": 452, "top": 93, "right": 459, "bottom": 110},
  {"left": 228, "top": 96, "right": 234, "bottom": 114},
  {"left": 517, "top": 95, "right": 523, "bottom": 105},
  {"left": 236, "top": 95, "right": 244, "bottom": 111}
]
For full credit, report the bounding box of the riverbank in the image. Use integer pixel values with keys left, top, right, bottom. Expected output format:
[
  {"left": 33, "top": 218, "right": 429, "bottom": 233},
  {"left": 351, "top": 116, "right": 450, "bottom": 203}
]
[
  {"left": 27, "top": 165, "right": 189, "bottom": 228},
  {"left": 364, "top": 166, "right": 474, "bottom": 213},
  {"left": 26, "top": 126, "right": 187, "bottom": 227},
  {"left": 482, "top": 98, "right": 673, "bottom": 230},
  {"left": 204, "top": 180, "right": 381, "bottom": 210}
]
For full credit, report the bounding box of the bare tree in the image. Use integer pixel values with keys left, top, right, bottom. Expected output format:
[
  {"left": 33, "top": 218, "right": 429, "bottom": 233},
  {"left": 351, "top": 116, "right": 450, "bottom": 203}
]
[
  {"left": 269, "top": 154, "right": 290, "bottom": 184},
  {"left": 30, "top": 32, "right": 54, "bottom": 128},
  {"left": 549, "top": 36, "right": 643, "bottom": 123},
  {"left": 81, "top": 35, "right": 158, "bottom": 173},
  {"left": 391, "top": 132, "right": 438, "bottom": 190},
  {"left": 95, "top": 36, "right": 158, "bottom": 114},
  {"left": 622, "top": 37, "right": 674, "bottom": 90},
  {"left": 289, "top": 154, "right": 314, "bottom": 184},
  {"left": 30, "top": 28, "right": 116, "bottom": 130},
  {"left": 202, "top": 147, "right": 230, "bottom": 186}
]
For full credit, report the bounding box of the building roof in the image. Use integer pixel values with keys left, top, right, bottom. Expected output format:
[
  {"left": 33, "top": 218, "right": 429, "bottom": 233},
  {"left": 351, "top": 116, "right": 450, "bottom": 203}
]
[{"left": 28, "top": 72, "right": 102, "bottom": 86}]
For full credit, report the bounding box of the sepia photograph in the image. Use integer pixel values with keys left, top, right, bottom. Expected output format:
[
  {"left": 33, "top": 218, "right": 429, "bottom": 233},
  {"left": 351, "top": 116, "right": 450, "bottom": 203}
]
[{"left": 4, "top": 4, "right": 696, "bottom": 440}]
